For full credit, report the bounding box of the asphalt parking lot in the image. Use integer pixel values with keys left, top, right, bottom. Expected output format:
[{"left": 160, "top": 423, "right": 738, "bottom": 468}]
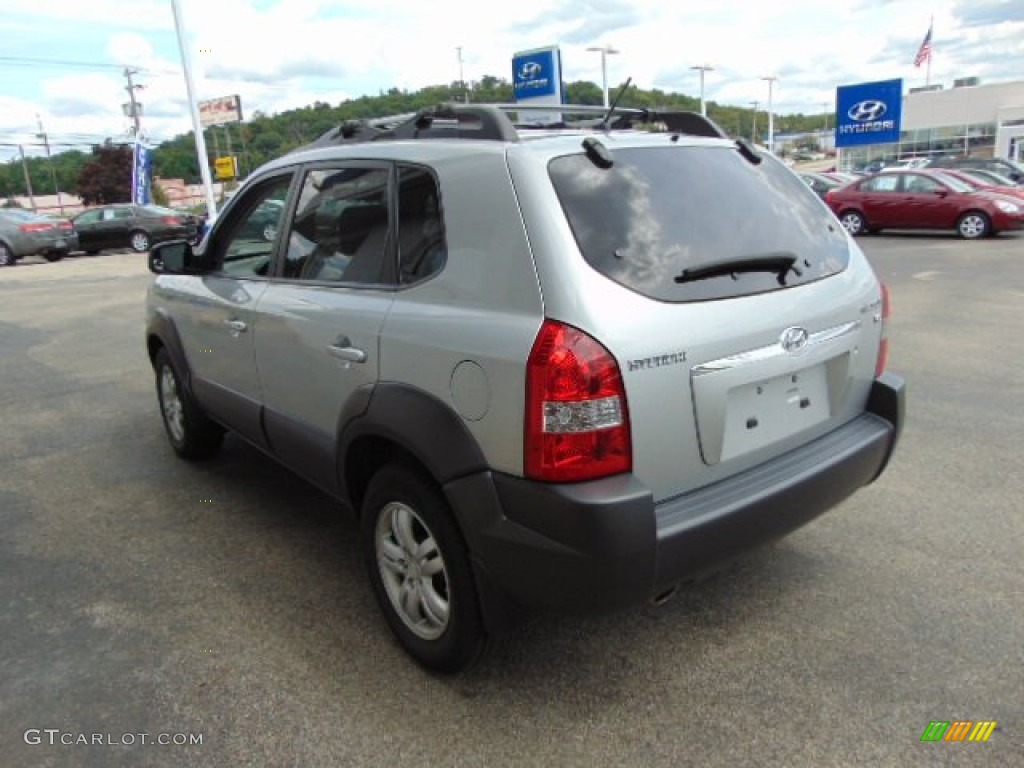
[{"left": 1, "top": 236, "right": 1022, "bottom": 767}]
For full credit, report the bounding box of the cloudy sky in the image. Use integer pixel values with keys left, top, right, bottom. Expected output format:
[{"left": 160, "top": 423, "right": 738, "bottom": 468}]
[{"left": 1, "top": 0, "right": 1022, "bottom": 154}]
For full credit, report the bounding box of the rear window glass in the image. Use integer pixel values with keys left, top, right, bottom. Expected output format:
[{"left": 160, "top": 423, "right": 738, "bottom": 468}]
[{"left": 548, "top": 145, "right": 849, "bottom": 302}]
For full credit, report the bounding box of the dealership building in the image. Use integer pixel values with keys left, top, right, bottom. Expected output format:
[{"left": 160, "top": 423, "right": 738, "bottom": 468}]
[{"left": 837, "top": 77, "right": 1024, "bottom": 170}]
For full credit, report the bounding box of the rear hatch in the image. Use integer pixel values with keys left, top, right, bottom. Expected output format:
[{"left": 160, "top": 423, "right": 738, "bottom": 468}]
[{"left": 523, "top": 137, "right": 885, "bottom": 501}]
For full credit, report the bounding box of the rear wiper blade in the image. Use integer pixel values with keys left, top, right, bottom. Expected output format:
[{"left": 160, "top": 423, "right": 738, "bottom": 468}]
[{"left": 673, "top": 253, "right": 799, "bottom": 284}]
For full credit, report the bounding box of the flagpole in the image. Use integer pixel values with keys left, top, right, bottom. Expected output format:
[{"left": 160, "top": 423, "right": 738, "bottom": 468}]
[{"left": 925, "top": 15, "right": 933, "bottom": 86}]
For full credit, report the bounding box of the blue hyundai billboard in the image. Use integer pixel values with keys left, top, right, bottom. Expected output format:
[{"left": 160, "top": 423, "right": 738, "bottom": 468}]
[
  {"left": 512, "top": 48, "right": 559, "bottom": 100},
  {"left": 835, "top": 79, "right": 903, "bottom": 148}
]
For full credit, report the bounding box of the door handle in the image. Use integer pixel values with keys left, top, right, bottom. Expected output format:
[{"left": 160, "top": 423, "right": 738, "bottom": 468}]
[
  {"left": 328, "top": 337, "right": 367, "bottom": 364},
  {"left": 224, "top": 319, "right": 248, "bottom": 334}
]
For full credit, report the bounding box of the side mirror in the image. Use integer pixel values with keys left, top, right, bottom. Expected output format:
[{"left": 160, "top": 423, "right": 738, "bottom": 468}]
[{"left": 149, "top": 240, "right": 196, "bottom": 274}]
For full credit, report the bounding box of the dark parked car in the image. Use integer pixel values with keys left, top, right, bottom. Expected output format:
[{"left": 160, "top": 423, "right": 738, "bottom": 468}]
[
  {"left": 798, "top": 172, "right": 843, "bottom": 200},
  {"left": 72, "top": 204, "right": 198, "bottom": 254},
  {"left": 825, "top": 169, "right": 1024, "bottom": 238},
  {"left": 925, "top": 156, "right": 1024, "bottom": 183},
  {"left": 0, "top": 209, "right": 78, "bottom": 266}
]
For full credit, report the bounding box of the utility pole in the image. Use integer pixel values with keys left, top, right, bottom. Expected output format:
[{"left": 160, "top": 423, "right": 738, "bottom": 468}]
[
  {"left": 123, "top": 67, "right": 144, "bottom": 139},
  {"left": 35, "top": 115, "right": 64, "bottom": 215},
  {"left": 750, "top": 101, "right": 759, "bottom": 143},
  {"left": 17, "top": 145, "right": 37, "bottom": 212}
]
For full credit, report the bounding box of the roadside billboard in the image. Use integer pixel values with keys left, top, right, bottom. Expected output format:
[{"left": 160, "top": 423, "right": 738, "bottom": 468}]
[
  {"left": 199, "top": 95, "right": 243, "bottom": 127},
  {"left": 835, "top": 79, "right": 903, "bottom": 148}
]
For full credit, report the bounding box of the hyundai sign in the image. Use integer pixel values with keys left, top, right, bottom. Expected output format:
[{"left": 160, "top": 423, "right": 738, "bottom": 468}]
[
  {"left": 835, "top": 79, "right": 903, "bottom": 148},
  {"left": 513, "top": 48, "right": 558, "bottom": 99},
  {"left": 132, "top": 141, "right": 152, "bottom": 205}
]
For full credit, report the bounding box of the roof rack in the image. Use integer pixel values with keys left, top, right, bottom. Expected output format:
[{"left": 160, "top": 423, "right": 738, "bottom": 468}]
[{"left": 303, "top": 103, "right": 728, "bottom": 149}]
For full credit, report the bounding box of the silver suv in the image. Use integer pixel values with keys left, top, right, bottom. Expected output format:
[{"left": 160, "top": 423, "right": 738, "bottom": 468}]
[{"left": 145, "top": 104, "right": 904, "bottom": 672}]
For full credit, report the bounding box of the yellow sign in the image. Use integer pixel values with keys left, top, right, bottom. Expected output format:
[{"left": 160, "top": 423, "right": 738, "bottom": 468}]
[{"left": 213, "top": 156, "right": 237, "bottom": 179}]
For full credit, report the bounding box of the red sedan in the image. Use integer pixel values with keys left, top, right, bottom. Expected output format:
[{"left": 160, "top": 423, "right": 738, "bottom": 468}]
[{"left": 824, "top": 169, "right": 1024, "bottom": 239}]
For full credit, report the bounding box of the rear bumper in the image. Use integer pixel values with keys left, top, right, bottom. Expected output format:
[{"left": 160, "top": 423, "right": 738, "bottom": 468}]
[{"left": 446, "top": 373, "right": 904, "bottom": 621}]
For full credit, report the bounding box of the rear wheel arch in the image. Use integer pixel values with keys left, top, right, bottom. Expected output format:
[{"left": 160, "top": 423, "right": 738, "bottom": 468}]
[{"left": 338, "top": 384, "right": 489, "bottom": 516}]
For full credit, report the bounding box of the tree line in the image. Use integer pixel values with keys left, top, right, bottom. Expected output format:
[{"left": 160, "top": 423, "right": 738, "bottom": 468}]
[{"left": 1, "top": 76, "right": 834, "bottom": 203}]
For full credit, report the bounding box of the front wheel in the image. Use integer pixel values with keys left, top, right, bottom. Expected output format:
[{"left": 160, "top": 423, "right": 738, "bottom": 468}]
[
  {"left": 362, "top": 463, "right": 488, "bottom": 673},
  {"left": 839, "top": 210, "right": 866, "bottom": 236},
  {"left": 0, "top": 242, "right": 13, "bottom": 266},
  {"left": 154, "top": 348, "right": 224, "bottom": 460},
  {"left": 130, "top": 230, "right": 151, "bottom": 253},
  {"left": 957, "top": 211, "right": 990, "bottom": 239}
]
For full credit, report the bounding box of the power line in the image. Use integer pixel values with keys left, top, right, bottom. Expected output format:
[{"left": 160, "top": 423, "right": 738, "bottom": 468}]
[{"left": 0, "top": 55, "right": 177, "bottom": 75}]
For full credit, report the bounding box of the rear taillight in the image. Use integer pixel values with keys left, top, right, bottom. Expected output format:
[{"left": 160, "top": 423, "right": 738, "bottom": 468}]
[
  {"left": 824, "top": 190, "right": 834, "bottom": 203},
  {"left": 524, "top": 320, "right": 631, "bottom": 482},
  {"left": 875, "top": 282, "right": 890, "bottom": 377},
  {"left": 19, "top": 222, "right": 52, "bottom": 233},
  {"left": 160, "top": 216, "right": 180, "bottom": 225},
  {"left": 57, "top": 221, "right": 73, "bottom": 230}
]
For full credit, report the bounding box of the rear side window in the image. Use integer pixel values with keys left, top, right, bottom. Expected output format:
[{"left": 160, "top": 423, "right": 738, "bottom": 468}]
[
  {"left": 396, "top": 165, "right": 446, "bottom": 284},
  {"left": 548, "top": 145, "right": 849, "bottom": 302},
  {"left": 284, "top": 167, "right": 390, "bottom": 284}
]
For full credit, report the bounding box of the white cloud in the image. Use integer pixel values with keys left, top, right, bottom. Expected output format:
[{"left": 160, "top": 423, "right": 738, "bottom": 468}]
[{"left": 1, "top": 0, "right": 1022, "bottom": 149}]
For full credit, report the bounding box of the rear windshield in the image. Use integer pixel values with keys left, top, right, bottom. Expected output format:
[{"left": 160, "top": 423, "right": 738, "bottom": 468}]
[{"left": 548, "top": 144, "right": 850, "bottom": 302}]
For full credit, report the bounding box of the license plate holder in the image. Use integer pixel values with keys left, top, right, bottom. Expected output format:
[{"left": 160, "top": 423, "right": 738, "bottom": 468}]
[{"left": 719, "top": 363, "right": 830, "bottom": 462}]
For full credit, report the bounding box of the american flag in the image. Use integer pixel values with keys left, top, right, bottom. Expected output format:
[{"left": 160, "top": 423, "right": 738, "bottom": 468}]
[{"left": 914, "top": 24, "right": 933, "bottom": 67}]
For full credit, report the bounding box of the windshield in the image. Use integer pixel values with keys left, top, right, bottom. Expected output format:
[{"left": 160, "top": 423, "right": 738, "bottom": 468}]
[
  {"left": 548, "top": 144, "right": 849, "bottom": 302},
  {"left": 933, "top": 174, "right": 974, "bottom": 193}
]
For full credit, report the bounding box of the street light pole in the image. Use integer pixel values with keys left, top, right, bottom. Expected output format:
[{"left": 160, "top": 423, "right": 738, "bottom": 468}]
[
  {"left": 456, "top": 46, "right": 468, "bottom": 103},
  {"left": 586, "top": 45, "right": 620, "bottom": 108},
  {"left": 761, "top": 76, "right": 777, "bottom": 153},
  {"left": 690, "top": 64, "right": 714, "bottom": 116}
]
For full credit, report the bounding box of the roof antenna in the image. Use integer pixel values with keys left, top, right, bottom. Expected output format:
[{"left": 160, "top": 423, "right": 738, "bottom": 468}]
[{"left": 600, "top": 76, "right": 632, "bottom": 130}]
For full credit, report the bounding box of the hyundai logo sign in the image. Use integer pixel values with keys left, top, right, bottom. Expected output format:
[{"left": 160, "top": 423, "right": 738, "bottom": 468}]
[
  {"left": 834, "top": 78, "right": 903, "bottom": 148},
  {"left": 512, "top": 49, "right": 558, "bottom": 98},
  {"left": 518, "top": 61, "right": 542, "bottom": 81},
  {"left": 848, "top": 100, "right": 887, "bottom": 122}
]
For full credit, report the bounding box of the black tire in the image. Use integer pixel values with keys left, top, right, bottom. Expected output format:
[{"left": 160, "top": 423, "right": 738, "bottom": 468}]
[
  {"left": 85, "top": 250, "right": 100, "bottom": 256},
  {"left": 129, "top": 230, "right": 151, "bottom": 253},
  {"left": 362, "top": 463, "right": 487, "bottom": 673},
  {"left": 153, "top": 348, "right": 224, "bottom": 460},
  {"left": 957, "top": 211, "right": 990, "bottom": 239},
  {"left": 0, "top": 242, "right": 13, "bottom": 267},
  {"left": 43, "top": 252, "right": 64, "bottom": 263},
  {"left": 839, "top": 210, "right": 866, "bottom": 236}
]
